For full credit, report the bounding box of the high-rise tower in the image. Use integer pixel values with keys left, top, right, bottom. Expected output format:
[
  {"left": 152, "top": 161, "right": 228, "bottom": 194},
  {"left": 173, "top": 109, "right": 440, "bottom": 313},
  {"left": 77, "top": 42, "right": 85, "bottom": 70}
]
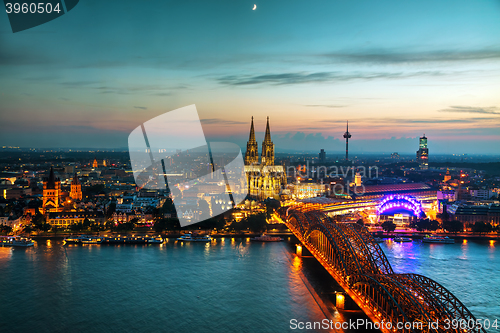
[
  {"left": 343, "top": 121, "right": 351, "bottom": 161},
  {"left": 416, "top": 134, "right": 429, "bottom": 170},
  {"left": 244, "top": 117, "right": 259, "bottom": 165},
  {"left": 261, "top": 117, "right": 275, "bottom": 166}
]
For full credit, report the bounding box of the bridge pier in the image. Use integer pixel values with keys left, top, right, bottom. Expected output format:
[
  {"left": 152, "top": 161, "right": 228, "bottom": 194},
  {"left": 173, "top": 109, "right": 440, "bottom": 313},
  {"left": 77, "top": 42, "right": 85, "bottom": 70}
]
[
  {"left": 296, "top": 244, "right": 302, "bottom": 256},
  {"left": 295, "top": 243, "right": 312, "bottom": 256},
  {"left": 335, "top": 291, "right": 358, "bottom": 310}
]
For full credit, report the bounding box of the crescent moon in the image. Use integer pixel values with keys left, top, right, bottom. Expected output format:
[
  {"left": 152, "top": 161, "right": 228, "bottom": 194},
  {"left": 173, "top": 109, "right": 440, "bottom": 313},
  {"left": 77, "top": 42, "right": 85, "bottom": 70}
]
[{"left": 252, "top": 4, "right": 257, "bottom": 10}]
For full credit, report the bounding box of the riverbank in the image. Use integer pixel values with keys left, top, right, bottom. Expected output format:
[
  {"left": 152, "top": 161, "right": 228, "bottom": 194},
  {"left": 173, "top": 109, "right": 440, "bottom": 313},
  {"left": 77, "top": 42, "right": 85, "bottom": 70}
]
[
  {"left": 27, "top": 231, "right": 294, "bottom": 240},
  {"left": 370, "top": 230, "right": 500, "bottom": 240}
]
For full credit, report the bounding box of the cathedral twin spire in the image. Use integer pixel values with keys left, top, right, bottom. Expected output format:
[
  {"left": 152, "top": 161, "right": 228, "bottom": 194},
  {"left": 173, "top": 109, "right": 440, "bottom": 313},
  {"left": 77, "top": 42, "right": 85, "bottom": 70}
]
[{"left": 244, "top": 117, "right": 275, "bottom": 166}]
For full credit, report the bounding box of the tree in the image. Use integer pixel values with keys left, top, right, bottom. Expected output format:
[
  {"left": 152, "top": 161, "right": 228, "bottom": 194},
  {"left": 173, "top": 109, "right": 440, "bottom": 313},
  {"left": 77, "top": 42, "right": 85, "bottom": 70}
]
[
  {"left": 264, "top": 198, "right": 281, "bottom": 219},
  {"left": 113, "top": 220, "right": 136, "bottom": 231},
  {"left": 0, "top": 225, "right": 12, "bottom": 235},
  {"left": 437, "top": 210, "right": 449, "bottom": 223},
  {"left": 106, "top": 202, "right": 116, "bottom": 219},
  {"left": 443, "top": 220, "right": 463, "bottom": 233},
  {"left": 195, "top": 217, "right": 225, "bottom": 231},
  {"left": 381, "top": 221, "right": 396, "bottom": 233},
  {"left": 153, "top": 218, "right": 181, "bottom": 233},
  {"left": 161, "top": 198, "right": 175, "bottom": 215},
  {"left": 22, "top": 225, "right": 33, "bottom": 234},
  {"left": 83, "top": 218, "right": 91, "bottom": 229},
  {"left": 198, "top": 200, "right": 210, "bottom": 215},
  {"left": 70, "top": 222, "right": 84, "bottom": 232},
  {"left": 228, "top": 213, "right": 267, "bottom": 233},
  {"left": 472, "top": 222, "right": 493, "bottom": 234},
  {"left": 415, "top": 218, "right": 440, "bottom": 231},
  {"left": 32, "top": 211, "right": 45, "bottom": 228},
  {"left": 34, "top": 222, "right": 51, "bottom": 234},
  {"left": 428, "top": 220, "right": 440, "bottom": 231},
  {"left": 165, "top": 218, "right": 181, "bottom": 231},
  {"left": 90, "top": 223, "right": 102, "bottom": 232},
  {"left": 86, "top": 184, "right": 105, "bottom": 195},
  {"left": 52, "top": 225, "right": 60, "bottom": 235}
]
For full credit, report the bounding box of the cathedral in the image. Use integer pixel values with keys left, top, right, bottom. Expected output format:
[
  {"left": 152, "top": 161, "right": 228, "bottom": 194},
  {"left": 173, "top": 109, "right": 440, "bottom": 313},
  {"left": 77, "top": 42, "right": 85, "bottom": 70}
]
[{"left": 244, "top": 117, "right": 286, "bottom": 200}]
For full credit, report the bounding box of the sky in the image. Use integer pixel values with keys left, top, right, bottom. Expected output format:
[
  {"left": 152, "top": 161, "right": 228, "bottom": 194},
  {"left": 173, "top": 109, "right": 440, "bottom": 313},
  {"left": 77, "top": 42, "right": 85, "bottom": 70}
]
[{"left": 0, "top": 0, "right": 499, "bottom": 154}]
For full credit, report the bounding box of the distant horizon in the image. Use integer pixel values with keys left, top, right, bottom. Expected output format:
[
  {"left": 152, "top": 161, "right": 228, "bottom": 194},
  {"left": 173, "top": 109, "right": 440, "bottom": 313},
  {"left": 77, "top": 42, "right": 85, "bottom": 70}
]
[{"left": 1, "top": 145, "right": 499, "bottom": 157}]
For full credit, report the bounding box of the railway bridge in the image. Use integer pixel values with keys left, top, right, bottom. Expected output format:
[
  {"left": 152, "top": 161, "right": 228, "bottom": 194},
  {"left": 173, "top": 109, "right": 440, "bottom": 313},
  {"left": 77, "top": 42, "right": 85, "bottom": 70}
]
[{"left": 284, "top": 208, "right": 486, "bottom": 333}]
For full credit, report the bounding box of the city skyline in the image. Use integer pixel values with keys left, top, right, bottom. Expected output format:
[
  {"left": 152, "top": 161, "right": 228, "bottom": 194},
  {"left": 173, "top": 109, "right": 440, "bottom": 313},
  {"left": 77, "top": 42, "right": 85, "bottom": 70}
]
[
  {"left": 1, "top": 0, "right": 499, "bottom": 154},
  {"left": 2, "top": 2, "right": 500, "bottom": 332}
]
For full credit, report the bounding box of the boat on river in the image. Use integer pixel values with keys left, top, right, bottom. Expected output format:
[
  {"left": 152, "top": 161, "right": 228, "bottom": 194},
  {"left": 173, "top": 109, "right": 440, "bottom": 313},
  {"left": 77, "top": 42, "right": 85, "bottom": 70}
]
[
  {"left": 177, "top": 233, "right": 211, "bottom": 242},
  {"left": 250, "top": 234, "right": 283, "bottom": 242},
  {"left": 0, "top": 236, "right": 34, "bottom": 247},
  {"left": 422, "top": 235, "right": 455, "bottom": 244}
]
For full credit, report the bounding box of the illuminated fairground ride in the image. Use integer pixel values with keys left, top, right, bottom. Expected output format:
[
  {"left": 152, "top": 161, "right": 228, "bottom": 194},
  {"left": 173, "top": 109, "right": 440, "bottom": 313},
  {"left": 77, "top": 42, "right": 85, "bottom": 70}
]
[{"left": 283, "top": 209, "right": 486, "bottom": 333}]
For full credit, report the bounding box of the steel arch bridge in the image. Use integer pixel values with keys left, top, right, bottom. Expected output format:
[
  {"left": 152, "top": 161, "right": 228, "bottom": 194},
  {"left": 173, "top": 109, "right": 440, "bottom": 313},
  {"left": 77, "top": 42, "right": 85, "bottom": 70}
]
[{"left": 284, "top": 208, "right": 486, "bottom": 333}]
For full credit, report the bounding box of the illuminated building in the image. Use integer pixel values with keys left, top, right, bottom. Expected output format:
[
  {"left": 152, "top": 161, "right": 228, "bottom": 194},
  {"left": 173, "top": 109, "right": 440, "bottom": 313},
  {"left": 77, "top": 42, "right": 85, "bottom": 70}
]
[
  {"left": 69, "top": 173, "right": 82, "bottom": 201},
  {"left": 448, "top": 203, "right": 500, "bottom": 226},
  {"left": 342, "top": 120, "right": 351, "bottom": 161},
  {"left": 288, "top": 182, "right": 327, "bottom": 199},
  {"left": 261, "top": 117, "right": 275, "bottom": 166},
  {"left": 354, "top": 172, "right": 362, "bottom": 187},
  {"left": 336, "top": 183, "right": 437, "bottom": 203},
  {"left": 244, "top": 117, "right": 286, "bottom": 200},
  {"left": 42, "top": 167, "right": 62, "bottom": 213},
  {"left": 92, "top": 158, "right": 98, "bottom": 168},
  {"left": 416, "top": 134, "right": 429, "bottom": 170},
  {"left": 244, "top": 117, "right": 259, "bottom": 165},
  {"left": 443, "top": 168, "right": 451, "bottom": 182},
  {"left": 47, "top": 211, "right": 105, "bottom": 228}
]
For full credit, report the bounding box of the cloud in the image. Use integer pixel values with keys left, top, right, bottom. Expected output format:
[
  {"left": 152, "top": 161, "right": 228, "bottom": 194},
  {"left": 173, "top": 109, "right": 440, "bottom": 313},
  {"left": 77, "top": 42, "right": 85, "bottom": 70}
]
[
  {"left": 134, "top": 106, "right": 147, "bottom": 110},
  {"left": 321, "top": 49, "right": 500, "bottom": 65},
  {"left": 0, "top": 48, "right": 52, "bottom": 66},
  {"left": 60, "top": 81, "right": 102, "bottom": 88},
  {"left": 438, "top": 106, "right": 500, "bottom": 115},
  {"left": 217, "top": 71, "right": 444, "bottom": 86},
  {"left": 305, "top": 104, "right": 346, "bottom": 108},
  {"left": 201, "top": 118, "right": 247, "bottom": 125},
  {"left": 93, "top": 85, "right": 172, "bottom": 96},
  {"left": 320, "top": 117, "right": 497, "bottom": 125}
]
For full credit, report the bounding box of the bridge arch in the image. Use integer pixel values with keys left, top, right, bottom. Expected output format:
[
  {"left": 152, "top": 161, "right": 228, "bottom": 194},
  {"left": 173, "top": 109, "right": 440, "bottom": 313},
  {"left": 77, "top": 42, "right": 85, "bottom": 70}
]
[
  {"left": 352, "top": 275, "right": 413, "bottom": 331},
  {"left": 306, "top": 223, "right": 351, "bottom": 277},
  {"left": 287, "top": 211, "right": 310, "bottom": 235}
]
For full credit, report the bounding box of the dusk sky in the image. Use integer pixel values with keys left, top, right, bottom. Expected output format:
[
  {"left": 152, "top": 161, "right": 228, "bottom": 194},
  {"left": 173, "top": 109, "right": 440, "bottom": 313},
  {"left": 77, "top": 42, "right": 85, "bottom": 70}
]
[{"left": 1, "top": 0, "right": 499, "bottom": 154}]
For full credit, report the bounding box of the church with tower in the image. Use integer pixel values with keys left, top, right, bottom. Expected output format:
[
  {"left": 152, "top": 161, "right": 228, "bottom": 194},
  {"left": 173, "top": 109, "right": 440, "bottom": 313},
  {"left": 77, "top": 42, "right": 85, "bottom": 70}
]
[
  {"left": 42, "top": 167, "right": 62, "bottom": 213},
  {"left": 244, "top": 117, "right": 286, "bottom": 200},
  {"left": 42, "top": 167, "right": 82, "bottom": 214}
]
